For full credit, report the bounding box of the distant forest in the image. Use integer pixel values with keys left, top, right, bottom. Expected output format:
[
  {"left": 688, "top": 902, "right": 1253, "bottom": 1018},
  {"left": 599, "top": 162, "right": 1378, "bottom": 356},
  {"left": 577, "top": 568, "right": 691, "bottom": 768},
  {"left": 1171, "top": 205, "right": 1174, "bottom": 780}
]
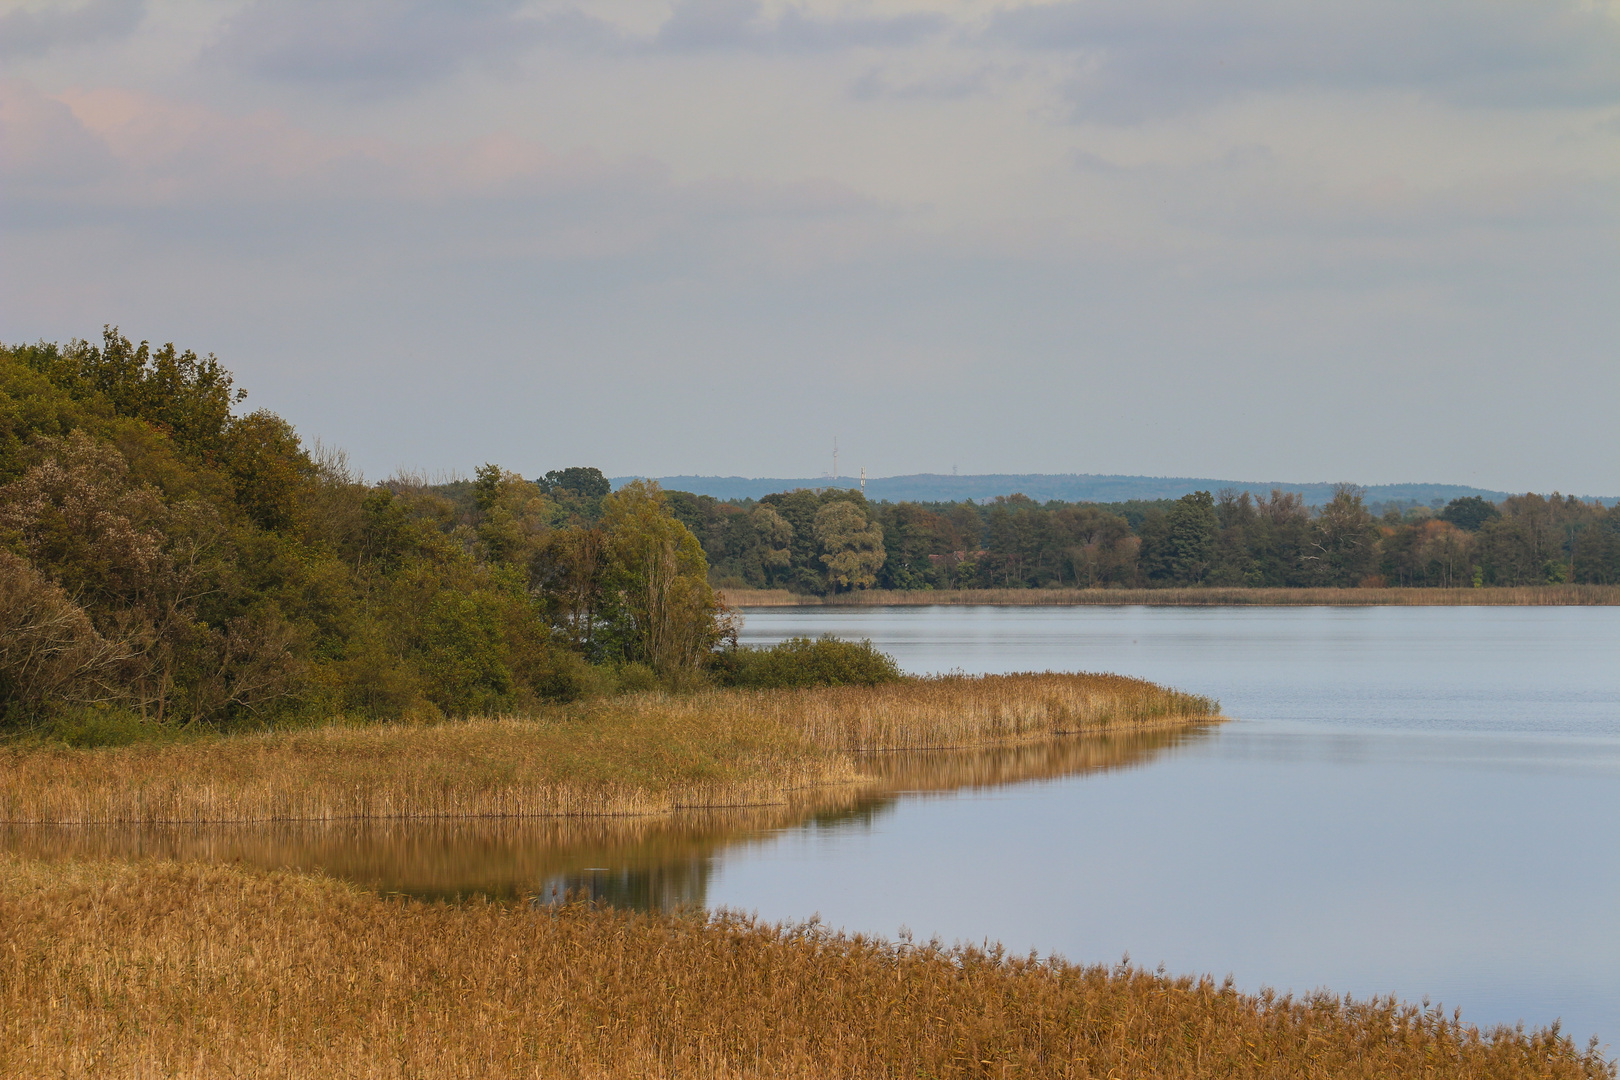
[{"left": 655, "top": 485, "right": 1620, "bottom": 594}]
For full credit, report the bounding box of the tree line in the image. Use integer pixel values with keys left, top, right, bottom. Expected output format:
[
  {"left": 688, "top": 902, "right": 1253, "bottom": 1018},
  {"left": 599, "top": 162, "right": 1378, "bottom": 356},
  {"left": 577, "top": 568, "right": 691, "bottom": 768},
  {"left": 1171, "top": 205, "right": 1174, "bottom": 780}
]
[
  {"left": 660, "top": 483, "right": 1620, "bottom": 594},
  {"left": 0, "top": 331, "right": 731, "bottom": 733},
  {"left": 6, "top": 330, "right": 1616, "bottom": 733}
]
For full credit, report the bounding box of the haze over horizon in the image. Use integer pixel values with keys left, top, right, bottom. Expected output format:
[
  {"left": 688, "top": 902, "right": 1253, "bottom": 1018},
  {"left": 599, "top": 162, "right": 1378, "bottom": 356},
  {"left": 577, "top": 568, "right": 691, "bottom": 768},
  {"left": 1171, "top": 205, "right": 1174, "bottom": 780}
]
[{"left": 3, "top": 0, "right": 1616, "bottom": 492}]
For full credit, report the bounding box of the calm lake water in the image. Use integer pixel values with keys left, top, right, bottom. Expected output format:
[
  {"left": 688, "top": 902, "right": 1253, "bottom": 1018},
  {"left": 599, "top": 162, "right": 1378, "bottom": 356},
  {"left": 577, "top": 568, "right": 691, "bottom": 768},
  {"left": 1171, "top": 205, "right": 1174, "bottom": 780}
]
[
  {"left": 12, "top": 605, "right": 1618, "bottom": 1049},
  {"left": 726, "top": 606, "right": 1620, "bottom": 1052}
]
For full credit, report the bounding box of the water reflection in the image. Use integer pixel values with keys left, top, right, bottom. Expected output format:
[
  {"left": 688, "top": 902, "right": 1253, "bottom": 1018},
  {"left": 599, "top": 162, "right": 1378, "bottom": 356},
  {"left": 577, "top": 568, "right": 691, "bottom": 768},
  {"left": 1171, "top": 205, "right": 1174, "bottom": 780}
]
[{"left": 0, "top": 725, "right": 1212, "bottom": 908}]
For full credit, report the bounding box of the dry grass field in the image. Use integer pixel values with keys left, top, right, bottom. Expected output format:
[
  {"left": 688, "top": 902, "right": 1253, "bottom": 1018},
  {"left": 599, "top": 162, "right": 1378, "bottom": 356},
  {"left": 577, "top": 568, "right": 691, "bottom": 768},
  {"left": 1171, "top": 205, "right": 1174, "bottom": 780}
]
[
  {"left": 1, "top": 855, "right": 1608, "bottom": 1080},
  {"left": 0, "top": 673, "right": 1218, "bottom": 825},
  {"left": 720, "top": 584, "right": 1620, "bottom": 607}
]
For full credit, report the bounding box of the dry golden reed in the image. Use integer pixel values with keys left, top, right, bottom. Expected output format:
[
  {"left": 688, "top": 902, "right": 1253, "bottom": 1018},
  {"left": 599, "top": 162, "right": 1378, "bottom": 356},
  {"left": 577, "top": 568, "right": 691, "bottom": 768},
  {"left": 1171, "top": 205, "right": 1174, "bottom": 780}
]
[
  {"left": 1, "top": 855, "right": 1608, "bottom": 1080},
  {"left": 0, "top": 674, "right": 1218, "bottom": 825},
  {"left": 720, "top": 584, "right": 1620, "bottom": 607},
  {"left": 1, "top": 728, "right": 1208, "bottom": 898},
  {"left": 744, "top": 671, "right": 1217, "bottom": 751}
]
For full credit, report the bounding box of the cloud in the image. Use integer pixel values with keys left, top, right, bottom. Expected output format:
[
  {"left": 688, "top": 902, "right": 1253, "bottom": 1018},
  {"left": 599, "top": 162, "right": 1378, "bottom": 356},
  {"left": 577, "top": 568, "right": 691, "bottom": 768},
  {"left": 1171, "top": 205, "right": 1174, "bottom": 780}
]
[
  {"left": 205, "top": 0, "right": 551, "bottom": 87},
  {"left": 0, "top": 79, "right": 116, "bottom": 192},
  {"left": 0, "top": 80, "right": 891, "bottom": 269},
  {"left": 0, "top": 0, "right": 144, "bottom": 58},
  {"left": 987, "top": 0, "right": 1620, "bottom": 120},
  {"left": 202, "top": 0, "right": 944, "bottom": 88},
  {"left": 653, "top": 0, "right": 945, "bottom": 54}
]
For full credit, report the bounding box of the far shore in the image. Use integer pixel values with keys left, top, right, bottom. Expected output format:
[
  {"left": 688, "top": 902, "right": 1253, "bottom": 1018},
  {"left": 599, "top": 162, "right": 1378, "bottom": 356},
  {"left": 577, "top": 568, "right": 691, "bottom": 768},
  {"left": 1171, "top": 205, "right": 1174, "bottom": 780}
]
[{"left": 720, "top": 584, "right": 1620, "bottom": 608}]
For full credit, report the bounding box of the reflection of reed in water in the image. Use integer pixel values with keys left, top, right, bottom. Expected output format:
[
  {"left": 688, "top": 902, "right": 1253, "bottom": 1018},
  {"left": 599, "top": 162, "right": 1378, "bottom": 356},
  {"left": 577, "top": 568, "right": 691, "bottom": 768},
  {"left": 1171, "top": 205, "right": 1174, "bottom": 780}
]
[
  {"left": 856, "top": 725, "right": 1210, "bottom": 795},
  {"left": 1, "top": 728, "right": 1213, "bottom": 907}
]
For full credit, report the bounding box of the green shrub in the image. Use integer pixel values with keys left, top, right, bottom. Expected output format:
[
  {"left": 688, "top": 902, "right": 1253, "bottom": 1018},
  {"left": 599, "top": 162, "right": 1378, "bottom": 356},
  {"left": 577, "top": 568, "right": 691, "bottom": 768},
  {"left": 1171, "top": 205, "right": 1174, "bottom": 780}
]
[
  {"left": 711, "top": 636, "right": 902, "bottom": 690},
  {"left": 8, "top": 706, "right": 193, "bottom": 749}
]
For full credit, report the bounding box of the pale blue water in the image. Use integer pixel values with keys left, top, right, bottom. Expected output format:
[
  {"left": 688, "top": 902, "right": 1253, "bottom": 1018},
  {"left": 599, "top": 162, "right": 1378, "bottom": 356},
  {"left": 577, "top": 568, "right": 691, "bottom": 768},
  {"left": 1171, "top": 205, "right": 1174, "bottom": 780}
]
[{"left": 722, "top": 605, "right": 1620, "bottom": 1052}]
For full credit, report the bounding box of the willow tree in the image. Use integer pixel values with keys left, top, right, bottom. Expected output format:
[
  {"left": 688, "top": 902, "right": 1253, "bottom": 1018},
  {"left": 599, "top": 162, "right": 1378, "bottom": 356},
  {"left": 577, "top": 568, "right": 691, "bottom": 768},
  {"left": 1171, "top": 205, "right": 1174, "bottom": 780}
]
[
  {"left": 815, "top": 500, "right": 885, "bottom": 591},
  {"left": 601, "top": 480, "right": 729, "bottom": 676}
]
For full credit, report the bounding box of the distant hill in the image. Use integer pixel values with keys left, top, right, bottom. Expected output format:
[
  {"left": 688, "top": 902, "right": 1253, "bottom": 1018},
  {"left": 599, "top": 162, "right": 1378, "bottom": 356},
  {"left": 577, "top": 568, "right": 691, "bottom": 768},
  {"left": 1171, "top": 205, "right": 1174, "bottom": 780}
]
[{"left": 616, "top": 473, "right": 1562, "bottom": 506}]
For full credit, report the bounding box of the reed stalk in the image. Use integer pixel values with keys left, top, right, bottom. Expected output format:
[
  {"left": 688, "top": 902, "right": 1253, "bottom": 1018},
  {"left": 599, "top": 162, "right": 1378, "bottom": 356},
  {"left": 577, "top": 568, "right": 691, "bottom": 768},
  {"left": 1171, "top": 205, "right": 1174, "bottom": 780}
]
[
  {"left": 0, "top": 674, "right": 1219, "bottom": 825},
  {"left": 0, "top": 855, "right": 1607, "bottom": 1079}
]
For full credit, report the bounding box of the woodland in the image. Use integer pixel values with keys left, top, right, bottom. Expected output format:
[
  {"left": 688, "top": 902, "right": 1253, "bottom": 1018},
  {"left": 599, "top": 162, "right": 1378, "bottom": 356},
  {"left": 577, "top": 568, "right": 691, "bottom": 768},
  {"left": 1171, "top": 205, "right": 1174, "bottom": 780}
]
[{"left": 4, "top": 329, "right": 1616, "bottom": 735}]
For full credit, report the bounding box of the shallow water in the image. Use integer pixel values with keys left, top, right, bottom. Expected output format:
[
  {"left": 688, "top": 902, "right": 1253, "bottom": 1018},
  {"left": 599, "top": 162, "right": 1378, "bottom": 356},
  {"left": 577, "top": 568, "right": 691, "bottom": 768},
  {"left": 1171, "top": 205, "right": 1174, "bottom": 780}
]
[
  {"left": 11, "top": 605, "right": 1619, "bottom": 1049},
  {"left": 726, "top": 606, "right": 1620, "bottom": 1052}
]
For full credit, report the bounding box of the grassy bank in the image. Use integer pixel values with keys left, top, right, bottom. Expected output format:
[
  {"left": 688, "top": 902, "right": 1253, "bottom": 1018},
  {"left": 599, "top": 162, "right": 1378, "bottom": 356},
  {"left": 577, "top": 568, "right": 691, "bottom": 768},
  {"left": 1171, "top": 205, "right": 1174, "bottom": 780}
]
[
  {"left": 2, "top": 729, "right": 1208, "bottom": 900},
  {"left": 0, "top": 674, "right": 1219, "bottom": 825},
  {"left": 2, "top": 856, "right": 1608, "bottom": 1080},
  {"left": 720, "top": 584, "right": 1620, "bottom": 607}
]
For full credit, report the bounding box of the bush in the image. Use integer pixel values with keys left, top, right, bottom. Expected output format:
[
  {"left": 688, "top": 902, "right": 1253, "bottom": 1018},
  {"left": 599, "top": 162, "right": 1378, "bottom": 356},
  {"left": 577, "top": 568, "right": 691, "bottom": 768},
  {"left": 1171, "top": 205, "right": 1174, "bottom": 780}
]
[
  {"left": 711, "top": 636, "right": 902, "bottom": 690},
  {"left": 9, "top": 706, "right": 191, "bottom": 748}
]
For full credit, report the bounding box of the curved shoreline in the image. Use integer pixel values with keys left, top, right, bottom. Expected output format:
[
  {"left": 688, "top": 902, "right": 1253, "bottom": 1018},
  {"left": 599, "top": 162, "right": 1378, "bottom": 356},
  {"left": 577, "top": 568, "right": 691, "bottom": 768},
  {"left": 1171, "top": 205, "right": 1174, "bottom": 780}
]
[{"left": 0, "top": 673, "right": 1221, "bottom": 826}]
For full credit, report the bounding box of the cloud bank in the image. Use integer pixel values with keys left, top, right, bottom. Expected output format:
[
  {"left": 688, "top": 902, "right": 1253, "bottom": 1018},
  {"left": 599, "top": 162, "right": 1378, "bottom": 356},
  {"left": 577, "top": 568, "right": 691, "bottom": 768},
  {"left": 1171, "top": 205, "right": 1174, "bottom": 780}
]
[{"left": 1, "top": 0, "right": 1616, "bottom": 492}]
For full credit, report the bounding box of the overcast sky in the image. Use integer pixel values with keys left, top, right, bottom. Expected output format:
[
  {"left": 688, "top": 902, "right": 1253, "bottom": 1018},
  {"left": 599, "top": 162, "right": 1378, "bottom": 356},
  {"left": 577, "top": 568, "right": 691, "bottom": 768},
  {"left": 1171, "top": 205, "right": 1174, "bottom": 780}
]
[{"left": 2, "top": 0, "right": 1616, "bottom": 492}]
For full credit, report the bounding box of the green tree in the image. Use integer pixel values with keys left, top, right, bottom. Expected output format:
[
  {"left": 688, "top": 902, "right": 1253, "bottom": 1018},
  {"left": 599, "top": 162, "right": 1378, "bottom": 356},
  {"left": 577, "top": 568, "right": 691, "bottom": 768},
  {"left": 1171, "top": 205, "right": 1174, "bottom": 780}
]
[
  {"left": 814, "top": 500, "right": 885, "bottom": 591},
  {"left": 1164, "top": 491, "right": 1218, "bottom": 584},
  {"left": 1440, "top": 496, "right": 1501, "bottom": 532},
  {"left": 544, "top": 466, "right": 611, "bottom": 498},
  {"left": 600, "top": 480, "right": 727, "bottom": 677},
  {"left": 1307, "top": 485, "right": 1379, "bottom": 586},
  {"left": 752, "top": 504, "right": 794, "bottom": 577}
]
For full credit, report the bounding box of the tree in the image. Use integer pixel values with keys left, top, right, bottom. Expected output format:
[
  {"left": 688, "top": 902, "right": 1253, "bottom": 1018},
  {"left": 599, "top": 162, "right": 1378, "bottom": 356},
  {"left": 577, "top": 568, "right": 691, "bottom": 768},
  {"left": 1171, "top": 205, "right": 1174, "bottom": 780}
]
[
  {"left": 752, "top": 505, "right": 794, "bottom": 574},
  {"left": 814, "top": 500, "right": 885, "bottom": 591},
  {"left": 544, "top": 467, "right": 611, "bottom": 498},
  {"left": 1308, "top": 485, "right": 1379, "bottom": 586},
  {"left": 600, "top": 480, "right": 727, "bottom": 676},
  {"left": 221, "top": 410, "right": 313, "bottom": 530},
  {"left": 1164, "top": 491, "right": 1218, "bottom": 584},
  {"left": 1440, "top": 496, "right": 1500, "bottom": 533},
  {"left": 0, "top": 552, "right": 132, "bottom": 718}
]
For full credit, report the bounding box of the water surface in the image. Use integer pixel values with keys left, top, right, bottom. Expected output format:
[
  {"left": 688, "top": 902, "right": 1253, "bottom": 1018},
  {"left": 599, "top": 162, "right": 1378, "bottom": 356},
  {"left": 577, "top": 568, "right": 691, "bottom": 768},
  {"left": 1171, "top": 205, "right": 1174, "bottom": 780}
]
[
  {"left": 11, "top": 605, "right": 1618, "bottom": 1049},
  {"left": 725, "top": 606, "right": 1620, "bottom": 1050}
]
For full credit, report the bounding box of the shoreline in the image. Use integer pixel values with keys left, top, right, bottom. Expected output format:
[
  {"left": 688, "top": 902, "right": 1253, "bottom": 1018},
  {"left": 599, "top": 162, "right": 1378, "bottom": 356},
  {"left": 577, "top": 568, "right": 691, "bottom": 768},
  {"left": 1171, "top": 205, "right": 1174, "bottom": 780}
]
[
  {"left": 5, "top": 855, "right": 1606, "bottom": 1079},
  {"left": 719, "top": 584, "right": 1620, "bottom": 607},
  {"left": 0, "top": 674, "right": 1220, "bottom": 826}
]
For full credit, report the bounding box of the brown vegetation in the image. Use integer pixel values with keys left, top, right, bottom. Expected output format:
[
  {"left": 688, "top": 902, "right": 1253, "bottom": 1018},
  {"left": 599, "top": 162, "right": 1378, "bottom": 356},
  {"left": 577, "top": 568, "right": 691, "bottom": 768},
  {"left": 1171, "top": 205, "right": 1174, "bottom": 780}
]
[
  {"left": 720, "top": 584, "right": 1620, "bottom": 607},
  {"left": 1, "top": 856, "right": 1608, "bottom": 1079},
  {"left": 0, "top": 674, "right": 1218, "bottom": 825},
  {"left": 2, "top": 728, "right": 1206, "bottom": 901}
]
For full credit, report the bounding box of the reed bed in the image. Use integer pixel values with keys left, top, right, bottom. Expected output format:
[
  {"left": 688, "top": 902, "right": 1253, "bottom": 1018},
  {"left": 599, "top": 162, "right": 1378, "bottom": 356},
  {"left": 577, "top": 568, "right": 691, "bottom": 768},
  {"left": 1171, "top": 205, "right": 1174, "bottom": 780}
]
[
  {"left": 0, "top": 705, "right": 851, "bottom": 826},
  {"left": 1, "top": 727, "right": 1212, "bottom": 899},
  {"left": 1, "top": 855, "right": 1607, "bottom": 1080},
  {"left": 721, "top": 584, "right": 1620, "bottom": 607},
  {"left": 0, "top": 674, "right": 1217, "bottom": 825},
  {"left": 738, "top": 672, "right": 1218, "bottom": 751}
]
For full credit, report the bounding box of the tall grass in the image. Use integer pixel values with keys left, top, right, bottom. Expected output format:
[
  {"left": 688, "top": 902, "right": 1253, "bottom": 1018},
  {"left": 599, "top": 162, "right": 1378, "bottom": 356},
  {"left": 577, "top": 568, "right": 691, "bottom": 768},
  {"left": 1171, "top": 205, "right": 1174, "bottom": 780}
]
[
  {"left": 1, "top": 856, "right": 1608, "bottom": 1079},
  {"left": 0, "top": 674, "right": 1219, "bottom": 825},
  {"left": 743, "top": 672, "right": 1217, "bottom": 751},
  {"left": 1, "top": 727, "right": 1209, "bottom": 899},
  {"left": 721, "top": 584, "right": 1620, "bottom": 607}
]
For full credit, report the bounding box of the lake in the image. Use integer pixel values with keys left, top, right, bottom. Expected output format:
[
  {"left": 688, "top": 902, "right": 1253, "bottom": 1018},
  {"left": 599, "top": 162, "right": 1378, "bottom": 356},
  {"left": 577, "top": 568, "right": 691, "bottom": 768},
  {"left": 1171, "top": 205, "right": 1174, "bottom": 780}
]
[
  {"left": 12, "top": 604, "right": 1619, "bottom": 1050},
  {"left": 723, "top": 605, "right": 1620, "bottom": 1052}
]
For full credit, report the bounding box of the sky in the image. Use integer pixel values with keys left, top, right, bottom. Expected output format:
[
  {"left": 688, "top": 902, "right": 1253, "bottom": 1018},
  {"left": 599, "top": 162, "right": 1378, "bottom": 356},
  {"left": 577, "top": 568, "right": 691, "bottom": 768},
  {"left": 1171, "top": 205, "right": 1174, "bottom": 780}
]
[{"left": 2, "top": 0, "right": 1617, "bottom": 493}]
